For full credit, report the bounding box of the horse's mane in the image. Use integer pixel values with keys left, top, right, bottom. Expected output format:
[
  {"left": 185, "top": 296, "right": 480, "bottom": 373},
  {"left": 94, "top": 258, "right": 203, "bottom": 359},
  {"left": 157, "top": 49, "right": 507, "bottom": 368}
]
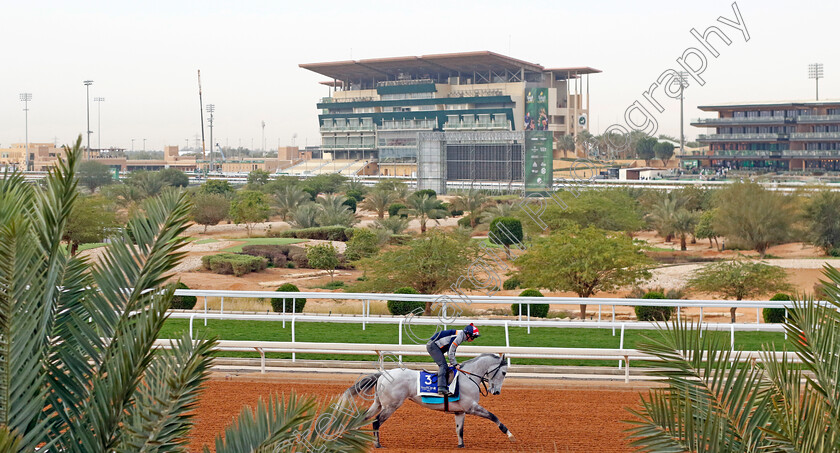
[{"left": 463, "top": 353, "right": 501, "bottom": 365}]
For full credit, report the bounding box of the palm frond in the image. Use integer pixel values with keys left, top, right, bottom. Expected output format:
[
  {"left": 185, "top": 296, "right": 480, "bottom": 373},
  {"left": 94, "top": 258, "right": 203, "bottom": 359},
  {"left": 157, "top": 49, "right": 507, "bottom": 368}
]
[
  {"left": 117, "top": 331, "right": 218, "bottom": 453},
  {"left": 625, "top": 319, "right": 772, "bottom": 451}
]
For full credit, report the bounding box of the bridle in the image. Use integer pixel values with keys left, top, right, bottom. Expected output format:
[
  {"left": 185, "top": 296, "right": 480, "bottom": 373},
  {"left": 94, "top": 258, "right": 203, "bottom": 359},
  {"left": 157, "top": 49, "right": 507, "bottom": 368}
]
[{"left": 458, "top": 354, "right": 506, "bottom": 397}]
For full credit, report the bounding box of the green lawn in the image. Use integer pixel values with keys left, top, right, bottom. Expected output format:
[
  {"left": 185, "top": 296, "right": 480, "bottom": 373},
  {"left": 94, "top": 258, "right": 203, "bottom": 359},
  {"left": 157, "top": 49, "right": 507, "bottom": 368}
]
[
  {"left": 78, "top": 242, "right": 108, "bottom": 252},
  {"left": 194, "top": 238, "right": 220, "bottom": 245},
  {"left": 221, "top": 238, "right": 305, "bottom": 252},
  {"left": 160, "top": 318, "right": 787, "bottom": 367},
  {"left": 471, "top": 238, "right": 504, "bottom": 249}
]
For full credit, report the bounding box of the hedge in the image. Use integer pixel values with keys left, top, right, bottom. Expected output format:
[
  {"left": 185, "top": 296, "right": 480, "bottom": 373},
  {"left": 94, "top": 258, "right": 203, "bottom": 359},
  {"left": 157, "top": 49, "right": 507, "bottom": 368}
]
[
  {"left": 272, "top": 283, "right": 306, "bottom": 313},
  {"left": 414, "top": 189, "right": 436, "bottom": 199},
  {"left": 171, "top": 282, "right": 197, "bottom": 310},
  {"left": 634, "top": 291, "right": 674, "bottom": 321},
  {"left": 511, "top": 289, "right": 548, "bottom": 318},
  {"left": 502, "top": 277, "right": 521, "bottom": 290},
  {"left": 387, "top": 287, "right": 424, "bottom": 315},
  {"left": 763, "top": 293, "right": 791, "bottom": 323},
  {"left": 241, "top": 244, "right": 287, "bottom": 267},
  {"left": 388, "top": 203, "right": 407, "bottom": 218},
  {"left": 277, "top": 226, "right": 354, "bottom": 241},
  {"left": 201, "top": 253, "right": 267, "bottom": 277}
]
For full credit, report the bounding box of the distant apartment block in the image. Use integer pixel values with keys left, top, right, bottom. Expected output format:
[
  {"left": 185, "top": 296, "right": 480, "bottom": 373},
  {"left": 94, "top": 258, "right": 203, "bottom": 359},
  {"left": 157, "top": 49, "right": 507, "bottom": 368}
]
[{"left": 687, "top": 100, "right": 840, "bottom": 172}]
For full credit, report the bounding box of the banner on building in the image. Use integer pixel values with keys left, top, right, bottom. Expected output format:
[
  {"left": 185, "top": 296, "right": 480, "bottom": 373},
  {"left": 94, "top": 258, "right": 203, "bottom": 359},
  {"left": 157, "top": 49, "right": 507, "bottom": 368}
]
[
  {"left": 524, "top": 88, "right": 549, "bottom": 131},
  {"left": 524, "top": 130, "right": 553, "bottom": 194}
]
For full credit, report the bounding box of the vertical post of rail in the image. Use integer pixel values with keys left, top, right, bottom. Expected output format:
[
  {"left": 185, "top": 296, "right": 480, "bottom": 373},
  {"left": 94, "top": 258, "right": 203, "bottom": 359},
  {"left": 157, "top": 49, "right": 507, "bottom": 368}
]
[
  {"left": 618, "top": 323, "right": 626, "bottom": 369},
  {"left": 221, "top": 296, "right": 224, "bottom": 315},
  {"left": 398, "top": 317, "right": 404, "bottom": 363},
  {"left": 282, "top": 297, "right": 286, "bottom": 328},
  {"left": 189, "top": 313, "right": 195, "bottom": 340},
  {"left": 756, "top": 307, "right": 760, "bottom": 330},
  {"left": 257, "top": 348, "right": 265, "bottom": 373},
  {"left": 784, "top": 308, "right": 788, "bottom": 340},
  {"left": 527, "top": 304, "right": 531, "bottom": 334},
  {"left": 518, "top": 303, "right": 521, "bottom": 323},
  {"left": 204, "top": 296, "right": 208, "bottom": 326},
  {"left": 624, "top": 355, "right": 630, "bottom": 383},
  {"left": 731, "top": 323, "right": 735, "bottom": 352},
  {"left": 292, "top": 315, "right": 296, "bottom": 362},
  {"left": 362, "top": 300, "right": 367, "bottom": 331},
  {"left": 612, "top": 306, "right": 616, "bottom": 335},
  {"left": 598, "top": 304, "right": 601, "bottom": 322},
  {"left": 504, "top": 321, "right": 511, "bottom": 367},
  {"left": 677, "top": 304, "right": 680, "bottom": 323}
]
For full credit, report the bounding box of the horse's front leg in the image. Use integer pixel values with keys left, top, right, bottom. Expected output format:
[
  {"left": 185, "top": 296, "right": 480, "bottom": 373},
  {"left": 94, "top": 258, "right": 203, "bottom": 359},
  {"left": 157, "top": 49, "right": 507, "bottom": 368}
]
[
  {"left": 454, "top": 412, "right": 465, "bottom": 448},
  {"left": 466, "top": 404, "right": 515, "bottom": 442}
]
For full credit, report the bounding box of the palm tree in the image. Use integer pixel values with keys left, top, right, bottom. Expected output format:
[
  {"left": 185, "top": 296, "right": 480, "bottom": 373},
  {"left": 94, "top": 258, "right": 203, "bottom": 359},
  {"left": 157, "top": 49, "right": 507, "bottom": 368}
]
[
  {"left": 558, "top": 134, "right": 576, "bottom": 159},
  {"left": 373, "top": 216, "right": 410, "bottom": 234},
  {"left": 404, "top": 194, "right": 448, "bottom": 233},
  {"left": 479, "top": 201, "right": 518, "bottom": 225},
  {"left": 626, "top": 266, "right": 840, "bottom": 451},
  {"left": 672, "top": 208, "right": 698, "bottom": 251},
  {"left": 289, "top": 202, "right": 321, "bottom": 228},
  {"left": 0, "top": 136, "right": 372, "bottom": 452},
  {"left": 359, "top": 189, "right": 397, "bottom": 219},
  {"left": 646, "top": 192, "right": 687, "bottom": 242},
  {"left": 452, "top": 190, "right": 487, "bottom": 228},
  {"left": 275, "top": 185, "right": 310, "bottom": 221},
  {"left": 317, "top": 194, "right": 357, "bottom": 227}
]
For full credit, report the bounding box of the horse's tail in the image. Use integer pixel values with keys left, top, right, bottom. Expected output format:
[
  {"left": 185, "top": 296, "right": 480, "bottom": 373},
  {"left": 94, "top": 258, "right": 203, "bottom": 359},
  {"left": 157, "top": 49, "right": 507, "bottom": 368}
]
[{"left": 343, "top": 372, "right": 381, "bottom": 399}]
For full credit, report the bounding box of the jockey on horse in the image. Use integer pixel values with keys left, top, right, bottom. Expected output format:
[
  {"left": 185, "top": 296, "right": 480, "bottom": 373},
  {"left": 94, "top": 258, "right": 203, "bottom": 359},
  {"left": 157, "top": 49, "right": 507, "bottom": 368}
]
[{"left": 426, "top": 323, "right": 480, "bottom": 396}]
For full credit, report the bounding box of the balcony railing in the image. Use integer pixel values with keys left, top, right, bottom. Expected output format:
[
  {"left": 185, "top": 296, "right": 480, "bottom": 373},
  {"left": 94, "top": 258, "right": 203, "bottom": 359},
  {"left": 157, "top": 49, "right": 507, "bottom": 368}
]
[
  {"left": 377, "top": 79, "right": 434, "bottom": 87},
  {"left": 693, "top": 116, "right": 789, "bottom": 125},
  {"left": 379, "top": 119, "right": 437, "bottom": 130},
  {"left": 321, "top": 143, "right": 376, "bottom": 150},
  {"left": 697, "top": 133, "right": 787, "bottom": 141},
  {"left": 789, "top": 132, "right": 840, "bottom": 140},
  {"left": 794, "top": 114, "right": 840, "bottom": 123},
  {"left": 443, "top": 119, "right": 511, "bottom": 131},
  {"left": 320, "top": 96, "right": 376, "bottom": 104},
  {"left": 319, "top": 124, "right": 375, "bottom": 132}
]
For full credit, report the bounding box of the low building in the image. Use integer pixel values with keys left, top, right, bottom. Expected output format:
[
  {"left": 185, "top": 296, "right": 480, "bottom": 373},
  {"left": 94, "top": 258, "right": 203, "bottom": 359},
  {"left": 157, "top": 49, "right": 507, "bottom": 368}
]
[{"left": 619, "top": 167, "right": 669, "bottom": 180}]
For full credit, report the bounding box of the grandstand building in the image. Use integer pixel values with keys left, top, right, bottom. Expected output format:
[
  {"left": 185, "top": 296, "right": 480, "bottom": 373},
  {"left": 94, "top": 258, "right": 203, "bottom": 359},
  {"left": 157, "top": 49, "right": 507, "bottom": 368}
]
[
  {"left": 686, "top": 100, "right": 840, "bottom": 172},
  {"left": 299, "top": 51, "right": 599, "bottom": 181}
]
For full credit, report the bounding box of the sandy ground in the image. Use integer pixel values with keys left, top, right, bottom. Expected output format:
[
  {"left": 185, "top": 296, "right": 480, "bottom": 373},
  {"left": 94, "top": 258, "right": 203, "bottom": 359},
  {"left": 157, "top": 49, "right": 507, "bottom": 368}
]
[{"left": 189, "top": 372, "right": 645, "bottom": 452}]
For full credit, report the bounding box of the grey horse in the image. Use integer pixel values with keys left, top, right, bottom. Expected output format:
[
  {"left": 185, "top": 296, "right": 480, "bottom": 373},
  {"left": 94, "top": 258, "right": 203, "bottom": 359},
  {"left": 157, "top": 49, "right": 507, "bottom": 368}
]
[{"left": 343, "top": 353, "right": 515, "bottom": 449}]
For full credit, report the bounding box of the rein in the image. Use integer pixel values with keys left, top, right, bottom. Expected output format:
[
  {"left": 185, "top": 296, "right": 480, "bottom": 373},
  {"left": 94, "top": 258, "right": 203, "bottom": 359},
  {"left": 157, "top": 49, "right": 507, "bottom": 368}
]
[{"left": 458, "top": 357, "right": 505, "bottom": 397}]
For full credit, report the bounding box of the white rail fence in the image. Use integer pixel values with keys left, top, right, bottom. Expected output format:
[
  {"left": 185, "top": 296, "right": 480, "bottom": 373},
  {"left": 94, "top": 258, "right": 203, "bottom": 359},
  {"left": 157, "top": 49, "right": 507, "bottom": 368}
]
[{"left": 151, "top": 339, "right": 799, "bottom": 383}]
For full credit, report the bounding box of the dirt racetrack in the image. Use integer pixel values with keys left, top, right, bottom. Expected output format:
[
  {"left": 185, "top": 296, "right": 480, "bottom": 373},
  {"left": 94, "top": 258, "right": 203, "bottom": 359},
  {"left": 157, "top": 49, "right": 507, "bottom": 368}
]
[{"left": 190, "top": 372, "right": 646, "bottom": 452}]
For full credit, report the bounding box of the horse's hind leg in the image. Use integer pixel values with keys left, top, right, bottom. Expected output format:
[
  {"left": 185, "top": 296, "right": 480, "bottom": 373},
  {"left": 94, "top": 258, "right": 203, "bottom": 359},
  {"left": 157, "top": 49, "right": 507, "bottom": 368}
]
[
  {"left": 454, "top": 412, "right": 465, "bottom": 448},
  {"left": 466, "top": 404, "right": 516, "bottom": 442},
  {"left": 372, "top": 404, "right": 401, "bottom": 448}
]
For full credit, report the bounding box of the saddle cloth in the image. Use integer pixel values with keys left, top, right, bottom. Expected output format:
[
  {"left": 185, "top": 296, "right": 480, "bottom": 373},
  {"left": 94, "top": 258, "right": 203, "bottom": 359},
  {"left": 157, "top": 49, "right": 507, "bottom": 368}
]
[{"left": 418, "top": 369, "right": 458, "bottom": 398}]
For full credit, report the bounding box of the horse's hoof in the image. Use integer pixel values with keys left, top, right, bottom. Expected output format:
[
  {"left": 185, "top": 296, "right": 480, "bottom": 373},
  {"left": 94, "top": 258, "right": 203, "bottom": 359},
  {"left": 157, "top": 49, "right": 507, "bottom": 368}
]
[
  {"left": 458, "top": 445, "right": 465, "bottom": 448},
  {"left": 374, "top": 443, "right": 383, "bottom": 448},
  {"left": 508, "top": 432, "right": 517, "bottom": 442}
]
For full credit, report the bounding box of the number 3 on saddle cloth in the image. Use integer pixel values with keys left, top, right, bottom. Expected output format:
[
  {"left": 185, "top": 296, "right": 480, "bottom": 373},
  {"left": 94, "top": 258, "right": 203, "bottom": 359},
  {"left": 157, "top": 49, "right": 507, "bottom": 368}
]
[{"left": 418, "top": 367, "right": 460, "bottom": 403}]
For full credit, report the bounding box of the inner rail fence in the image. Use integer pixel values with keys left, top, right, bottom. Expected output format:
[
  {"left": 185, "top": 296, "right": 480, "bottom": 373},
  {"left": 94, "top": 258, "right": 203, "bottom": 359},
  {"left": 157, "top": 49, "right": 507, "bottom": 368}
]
[{"left": 168, "top": 290, "right": 822, "bottom": 374}]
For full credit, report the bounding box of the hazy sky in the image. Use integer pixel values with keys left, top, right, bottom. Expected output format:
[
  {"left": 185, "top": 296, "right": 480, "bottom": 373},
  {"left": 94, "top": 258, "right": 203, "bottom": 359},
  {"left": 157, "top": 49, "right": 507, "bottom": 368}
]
[{"left": 1, "top": 0, "right": 837, "bottom": 151}]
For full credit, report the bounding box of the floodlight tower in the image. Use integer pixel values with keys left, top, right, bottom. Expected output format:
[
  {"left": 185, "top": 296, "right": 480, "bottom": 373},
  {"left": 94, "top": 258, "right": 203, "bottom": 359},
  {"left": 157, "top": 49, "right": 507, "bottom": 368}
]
[
  {"left": 94, "top": 97, "right": 105, "bottom": 151},
  {"left": 676, "top": 71, "right": 690, "bottom": 157},
  {"left": 19, "top": 93, "right": 32, "bottom": 171},
  {"left": 809, "top": 63, "right": 824, "bottom": 100},
  {"left": 206, "top": 104, "right": 215, "bottom": 171},
  {"left": 83, "top": 80, "right": 93, "bottom": 159}
]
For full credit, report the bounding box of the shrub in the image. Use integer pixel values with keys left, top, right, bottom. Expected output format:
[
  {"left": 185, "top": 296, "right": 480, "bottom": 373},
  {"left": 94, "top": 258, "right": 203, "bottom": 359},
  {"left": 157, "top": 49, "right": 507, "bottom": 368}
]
[
  {"left": 387, "top": 287, "right": 424, "bottom": 315},
  {"left": 489, "top": 217, "right": 523, "bottom": 248},
  {"left": 389, "top": 234, "right": 412, "bottom": 244},
  {"left": 830, "top": 248, "right": 840, "bottom": 257},
  {"left": 345, "top": 189, "right": 364, "bottom": 202},
  {"left": 388, "top": 203, "right": 407, "bottom": 218},
  {"left": 502, "top": 277, "right": 521, "bottom": 290},
  {"left": 201, "top": 253, "right": 267, "bottom": 277},
  {"left": 345, "top": 228, "right": 379, "bottom": 262},
  {"left": 414, "top": 189, "right": 436, "bottom": 199},
  {"left": 634, "top": 291, "right": 674, "bottom": 321},
  {"left": 763, "top": 293, "right": 791, "bottom": 323},
  {"left": 272, "top": 283, "right": 306, "bottom": 313},
  {"left": 241, "top": 244, "right": 287, "bottom": 267},
  {"left": 286, "top": 246, "right": 309, "bottom": 268},
  {"left": 278, "top": 226, "right": 354, "bottom": 241},
  {"left": 342, "top": 197, "right": 357, "bottom": 213},
  {"left": 511, "top": 288, "right": 548, "bottom": 318},
  {"left": 170, "top": 282, "right": 197, "bottom": 310},
  {"left": 457, "top": 216, "right": 474, "bottom": 228}
]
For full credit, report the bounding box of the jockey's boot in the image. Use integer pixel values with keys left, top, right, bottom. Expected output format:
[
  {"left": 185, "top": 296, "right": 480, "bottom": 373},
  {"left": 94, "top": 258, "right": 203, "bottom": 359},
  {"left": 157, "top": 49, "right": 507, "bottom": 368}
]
[{"left": 437, "top": 368, "right": 451, "bottom": 396}]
